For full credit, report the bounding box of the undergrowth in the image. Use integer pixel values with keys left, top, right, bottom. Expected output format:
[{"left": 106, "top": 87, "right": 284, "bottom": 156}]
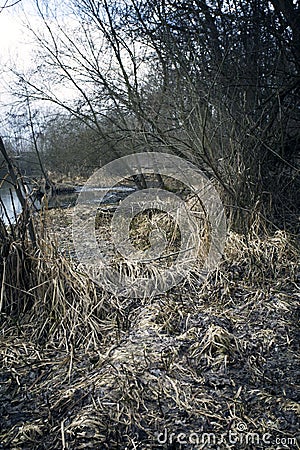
[{"left": 0, "top": 208, "right": 299, "bottom": 449}]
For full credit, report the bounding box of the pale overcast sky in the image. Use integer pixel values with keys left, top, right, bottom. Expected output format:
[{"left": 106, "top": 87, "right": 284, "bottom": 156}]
[
  {"left": 0, "top": 2, "right": 35, "bottom": 109},
  {"left": 2, "top": 3, "right": 36, "bottom": 62},
  {"left": 0, "top": 0, "right": 79, "bottom": 124},
  {"left": 0, "top": 0, "right": 148, "bottom": 124}
]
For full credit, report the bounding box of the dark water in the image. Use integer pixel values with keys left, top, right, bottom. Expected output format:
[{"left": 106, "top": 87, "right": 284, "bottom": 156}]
[{"left": 0, "top": 184, "right": 135, "bottom": 224}]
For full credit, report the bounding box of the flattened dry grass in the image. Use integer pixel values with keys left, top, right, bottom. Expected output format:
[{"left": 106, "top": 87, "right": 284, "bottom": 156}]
[{"left": 0, "top": 209, "right": 299, "bottom": 449}]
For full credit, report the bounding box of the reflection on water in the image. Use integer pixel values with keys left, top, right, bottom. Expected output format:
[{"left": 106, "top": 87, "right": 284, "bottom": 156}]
[
  {"left": 0, "top": 184, "right": 22, "bottom": 224},
  {"left": 0, "top": 184, "right": 135, "bottom": 224}
]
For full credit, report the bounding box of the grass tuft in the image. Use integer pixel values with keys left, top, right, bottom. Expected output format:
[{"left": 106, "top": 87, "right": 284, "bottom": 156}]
[{"left": 0, "top": 206, "right": 299, "bottom": 449}]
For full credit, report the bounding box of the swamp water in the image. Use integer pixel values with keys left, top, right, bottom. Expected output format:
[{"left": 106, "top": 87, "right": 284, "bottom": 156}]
[{"left": 0, "top": 183, "right": 135, "bottom": 224}]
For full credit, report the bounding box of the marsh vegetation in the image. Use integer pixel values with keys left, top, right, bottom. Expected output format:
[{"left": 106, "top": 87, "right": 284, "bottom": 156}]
[{"left": 0, "top": 0, "right": 299, "bottom": 448}]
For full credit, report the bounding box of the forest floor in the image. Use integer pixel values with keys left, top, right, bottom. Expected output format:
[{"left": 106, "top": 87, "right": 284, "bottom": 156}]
[{"left": 0, "top": 206, "right": 299, "bottom": 450}]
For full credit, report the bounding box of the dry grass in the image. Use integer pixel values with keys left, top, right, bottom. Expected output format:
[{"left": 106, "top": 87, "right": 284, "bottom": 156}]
[{"left": 0, "top": 206, "right": 299, "bottom": 449}]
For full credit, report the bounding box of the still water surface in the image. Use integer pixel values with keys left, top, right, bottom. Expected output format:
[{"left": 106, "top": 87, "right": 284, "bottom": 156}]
[
  {"left": 0, "top": 183, "right": 22, "bottom": 224},
  {"left": 0, "top": 183, "right": 135, "bottom": 224}
]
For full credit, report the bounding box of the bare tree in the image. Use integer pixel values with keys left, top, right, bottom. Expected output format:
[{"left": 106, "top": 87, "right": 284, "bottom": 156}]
[{"left": 11, "top": 0, "right": 299, "bottom": 228}]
